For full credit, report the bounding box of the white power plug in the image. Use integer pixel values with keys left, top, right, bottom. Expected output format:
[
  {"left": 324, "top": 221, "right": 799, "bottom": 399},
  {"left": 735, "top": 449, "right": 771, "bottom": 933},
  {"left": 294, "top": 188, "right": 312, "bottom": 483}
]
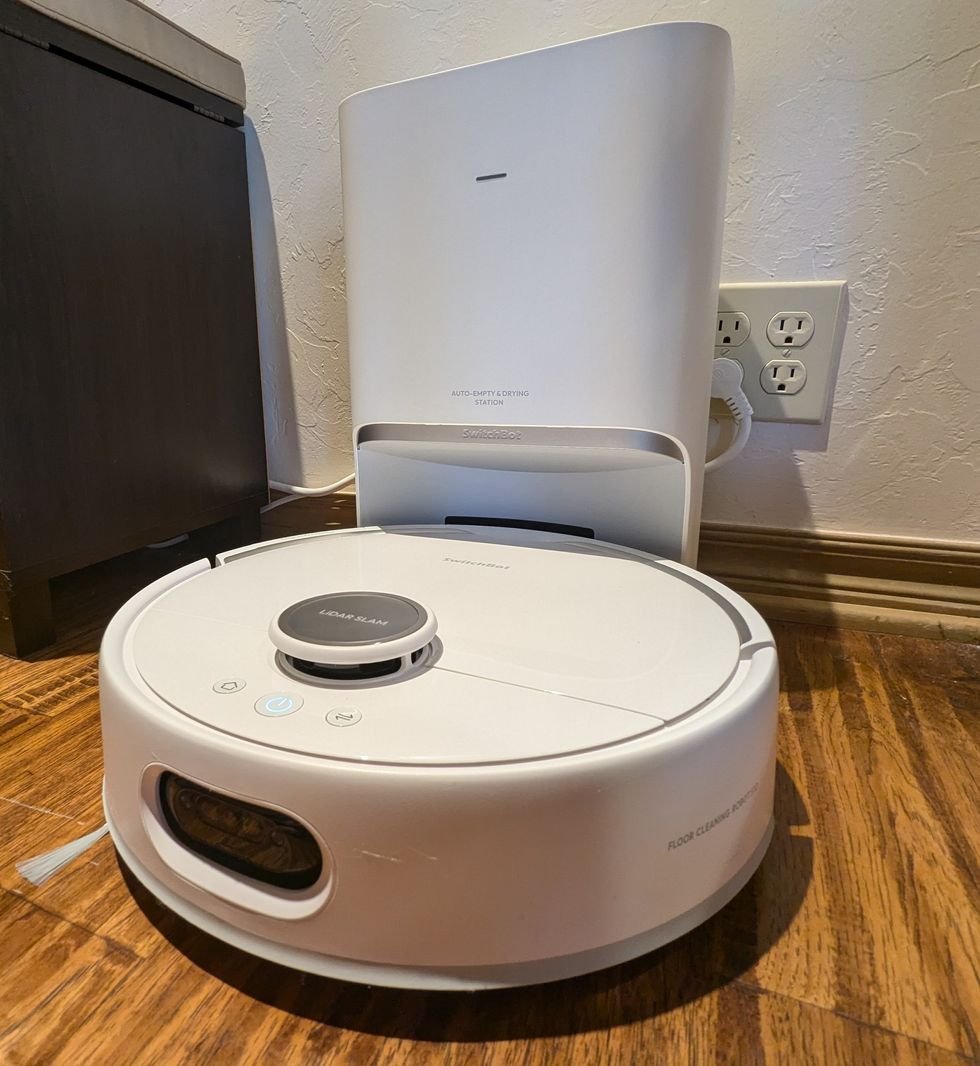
[{"left": 705, "top": 357, "right": 753, "bottom": 472}]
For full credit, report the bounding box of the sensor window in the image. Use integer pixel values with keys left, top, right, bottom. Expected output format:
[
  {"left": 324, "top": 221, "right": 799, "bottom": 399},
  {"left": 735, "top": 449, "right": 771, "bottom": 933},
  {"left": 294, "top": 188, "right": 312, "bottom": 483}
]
[
  {"left": 159, "top": 772, "right": 322, "bottom": 890},
  {"left": 286, "top": 654, "right": 403, "bottom": 681}
]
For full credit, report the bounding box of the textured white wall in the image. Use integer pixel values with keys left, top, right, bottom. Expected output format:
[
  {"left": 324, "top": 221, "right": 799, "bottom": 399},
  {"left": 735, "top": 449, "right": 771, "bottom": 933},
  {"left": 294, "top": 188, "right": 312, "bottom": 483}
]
[{"left": 153, "top": 0, "right": 980, "bottom": 542}]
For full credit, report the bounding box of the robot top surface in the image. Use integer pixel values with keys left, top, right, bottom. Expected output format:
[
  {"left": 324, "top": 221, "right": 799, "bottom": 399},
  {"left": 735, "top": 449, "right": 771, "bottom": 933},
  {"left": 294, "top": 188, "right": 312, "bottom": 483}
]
[{"left": 127, "top": 524, "right": 758, "bottom": 767}]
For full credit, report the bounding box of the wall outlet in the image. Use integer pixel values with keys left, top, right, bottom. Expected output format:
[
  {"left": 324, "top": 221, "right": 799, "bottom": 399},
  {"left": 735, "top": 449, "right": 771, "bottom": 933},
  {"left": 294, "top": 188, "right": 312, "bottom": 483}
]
[
  {"left": 767, "top": 312, "right": 813, "bottom": 348},
  {"left": 715, "top": 281, "right": 848, "bottom": 423},
  {"left": 761, "top": 358, "right": 807, "bottom": 395},
  {"left": 716, "top": 312, "right": 750, "bottom": 347}
]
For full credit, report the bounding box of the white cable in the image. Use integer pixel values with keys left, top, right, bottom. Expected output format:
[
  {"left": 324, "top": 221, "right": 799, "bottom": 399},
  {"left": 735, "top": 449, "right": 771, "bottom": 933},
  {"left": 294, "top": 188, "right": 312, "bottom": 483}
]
[
  {"left": 705, "top": 357, "right": 753, "bottom": 472},
  {"left": 262, "top": 473, "right": 355, "bottom": 513},
  {"left": 142, "top": 476, "right": 355, "bottom": 543},
  {"left": 147, "top": 533, "right": 190, "bottom": 549}
]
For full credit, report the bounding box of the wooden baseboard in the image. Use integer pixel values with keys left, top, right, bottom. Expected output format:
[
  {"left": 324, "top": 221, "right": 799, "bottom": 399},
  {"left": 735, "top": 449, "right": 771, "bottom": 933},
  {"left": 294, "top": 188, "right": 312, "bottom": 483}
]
[{"left": 698, "top": 523, "right": 980, "bottom": 642}]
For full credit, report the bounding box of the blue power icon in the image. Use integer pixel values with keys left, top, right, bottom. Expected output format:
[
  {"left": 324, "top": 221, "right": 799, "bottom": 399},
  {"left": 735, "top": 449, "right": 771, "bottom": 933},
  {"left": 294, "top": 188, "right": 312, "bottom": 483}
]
[{"left": 255, "top": 693, "right": 303, "bottom": 717}]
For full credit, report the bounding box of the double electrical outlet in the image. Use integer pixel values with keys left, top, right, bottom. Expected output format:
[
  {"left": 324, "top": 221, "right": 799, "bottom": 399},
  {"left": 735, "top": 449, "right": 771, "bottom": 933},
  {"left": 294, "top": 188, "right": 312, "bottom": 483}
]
[{"left": 715, "top": 281, "right": 848, "bottom": 423}]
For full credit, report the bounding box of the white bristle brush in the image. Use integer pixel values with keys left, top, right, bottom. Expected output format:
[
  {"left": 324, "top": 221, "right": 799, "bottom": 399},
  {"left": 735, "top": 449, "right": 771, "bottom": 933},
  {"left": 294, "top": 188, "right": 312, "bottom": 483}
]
[{"left": 16, "top": 823, "right": 109, "bottom": 886}]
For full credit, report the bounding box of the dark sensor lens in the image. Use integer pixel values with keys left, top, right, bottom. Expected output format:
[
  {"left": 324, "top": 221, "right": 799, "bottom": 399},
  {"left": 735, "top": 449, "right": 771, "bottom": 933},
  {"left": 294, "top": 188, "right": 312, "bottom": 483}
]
[{"left": 159, "top": 772, "right": 322, "bottom": 890}]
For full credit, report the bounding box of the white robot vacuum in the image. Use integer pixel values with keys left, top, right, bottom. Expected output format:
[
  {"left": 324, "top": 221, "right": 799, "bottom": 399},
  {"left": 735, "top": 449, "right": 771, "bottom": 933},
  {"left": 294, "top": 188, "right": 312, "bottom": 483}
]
[{"left": 100, "top": 21, "right": 779, "bottom": 991}]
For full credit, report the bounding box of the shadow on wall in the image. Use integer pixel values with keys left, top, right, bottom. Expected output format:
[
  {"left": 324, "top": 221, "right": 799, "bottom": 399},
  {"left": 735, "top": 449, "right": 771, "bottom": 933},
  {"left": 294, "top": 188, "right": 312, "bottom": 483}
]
[
  {"left": 700, "top": 389, "right": 842, "bottom": 615},
  {"left": 242, "top": 118, "right": 300, "bottom": 486},
  {"left": 123, "top": 762, "right": 811, "bottom": 1039},
  {"left": 704, "top": 410, "right": 836, "bottom": 536}
]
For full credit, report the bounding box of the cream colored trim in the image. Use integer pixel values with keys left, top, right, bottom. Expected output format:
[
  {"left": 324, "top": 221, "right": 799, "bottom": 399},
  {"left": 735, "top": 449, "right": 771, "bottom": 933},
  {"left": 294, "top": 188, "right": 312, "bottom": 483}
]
[{"left": 698, "top": 522, "right": 980, "bottom": 642}]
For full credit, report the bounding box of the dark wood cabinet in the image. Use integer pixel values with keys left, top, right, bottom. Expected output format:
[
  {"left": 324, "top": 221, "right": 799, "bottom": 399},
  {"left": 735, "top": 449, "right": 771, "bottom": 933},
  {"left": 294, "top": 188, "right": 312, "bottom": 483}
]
[{"left": 0, "top": 3, "right": 268, "bottom": 655}]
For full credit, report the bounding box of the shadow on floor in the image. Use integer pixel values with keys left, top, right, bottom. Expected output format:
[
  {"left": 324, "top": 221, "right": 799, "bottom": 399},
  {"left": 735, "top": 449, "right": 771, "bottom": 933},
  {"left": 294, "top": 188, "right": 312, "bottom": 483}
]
[{"left": 121, "top": 762, "right": 812, "bottom": 1040}]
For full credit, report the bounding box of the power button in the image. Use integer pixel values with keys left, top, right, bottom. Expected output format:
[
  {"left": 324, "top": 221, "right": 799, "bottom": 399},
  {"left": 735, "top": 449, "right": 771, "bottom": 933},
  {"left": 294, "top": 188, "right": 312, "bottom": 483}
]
[{"left": 255, "top": 693, "right": 303, "bottom": 717}]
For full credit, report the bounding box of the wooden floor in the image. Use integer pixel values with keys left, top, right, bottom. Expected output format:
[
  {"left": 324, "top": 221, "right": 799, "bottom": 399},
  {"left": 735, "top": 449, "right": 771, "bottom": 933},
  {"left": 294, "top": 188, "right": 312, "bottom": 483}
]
[{"left": 1, "top": 497, "right": 977, "bottom": 1065}]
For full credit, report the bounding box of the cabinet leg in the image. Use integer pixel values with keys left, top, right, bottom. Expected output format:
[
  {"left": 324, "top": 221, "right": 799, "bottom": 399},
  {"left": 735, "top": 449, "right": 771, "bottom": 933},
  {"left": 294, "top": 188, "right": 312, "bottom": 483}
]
[{"left": 0, "top": 579, "right": 54, "bottom": 658}]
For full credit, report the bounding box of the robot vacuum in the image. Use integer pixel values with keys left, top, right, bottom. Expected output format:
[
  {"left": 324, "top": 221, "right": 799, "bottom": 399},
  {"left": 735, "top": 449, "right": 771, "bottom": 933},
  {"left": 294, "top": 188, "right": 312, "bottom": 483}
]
[
  {"left": 101, "top": 523, "right": 776, "bottom": 990},
  {"left": 100, "top": 22, "right": 779, "bottom": 989}
]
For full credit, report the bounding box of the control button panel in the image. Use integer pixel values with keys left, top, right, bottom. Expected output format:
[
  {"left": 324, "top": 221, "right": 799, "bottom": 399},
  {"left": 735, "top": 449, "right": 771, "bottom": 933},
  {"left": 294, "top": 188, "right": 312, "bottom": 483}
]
[
  {"left": 255, "top": 693, "right": 304, "bottom": 717},
  {"left": 213, "top": 678, "right": 246, "bottom": 694},
  {"left": 326, "top": 708, "right": 363, "bottom": 728}
]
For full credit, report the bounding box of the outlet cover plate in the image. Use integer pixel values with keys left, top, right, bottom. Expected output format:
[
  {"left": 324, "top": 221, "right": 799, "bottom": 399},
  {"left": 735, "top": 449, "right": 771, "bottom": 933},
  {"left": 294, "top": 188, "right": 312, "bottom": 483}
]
[{"left": 717, "top": 281, "right": 848, "bottom": 423}]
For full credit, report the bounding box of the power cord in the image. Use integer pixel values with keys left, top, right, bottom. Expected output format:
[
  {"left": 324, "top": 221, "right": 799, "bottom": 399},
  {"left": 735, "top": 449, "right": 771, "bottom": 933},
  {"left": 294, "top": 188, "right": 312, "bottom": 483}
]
[
  {"left": 261, "top": 473, "right": 356, "bottom": 513},
  {"left": 146, "top": 472, "right": 356, "bottom": 548},
  {"left": 705, "top": 357, "right": 753, "bottom": 472}
]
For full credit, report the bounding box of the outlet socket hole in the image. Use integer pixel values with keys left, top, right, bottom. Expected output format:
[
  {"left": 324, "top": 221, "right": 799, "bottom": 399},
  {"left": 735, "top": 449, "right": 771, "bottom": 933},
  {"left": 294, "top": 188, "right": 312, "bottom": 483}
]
[
  {"left": 778, "top": 384, "right": 786, "bottom": 391},
  {"left": 785, "top": 337, "right": 793, "bottom": 344},
  {"left": 723, "top": 335, "right": 731, "bottom": 344}
]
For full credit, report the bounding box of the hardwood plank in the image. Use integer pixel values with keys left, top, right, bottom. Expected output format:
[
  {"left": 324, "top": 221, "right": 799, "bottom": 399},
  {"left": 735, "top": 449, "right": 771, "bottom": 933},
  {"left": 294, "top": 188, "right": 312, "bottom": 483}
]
[
  {"left": 0, "top": 654, "right": 96, "bottom": 757},
  {"left": 13, "top": 921, "right": 972, "bottom": 1066},
  {"left": 749, "top": 624, "right": 980, "bottom": 1057},
  {"left": 754, "top": 986, "right": 974, "bottom": 1066},
  {"left": 0, "top": 697, "right": 174, "bottom": 960},
  {"left": 1, "top": 838, "right": 165, "bottom": 963},
  {"left": 0, "top": 891, "right": 138, "bottom": 1065},
  {"left": 0, "top": 654, "right": 97, "bottom": 715}
]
